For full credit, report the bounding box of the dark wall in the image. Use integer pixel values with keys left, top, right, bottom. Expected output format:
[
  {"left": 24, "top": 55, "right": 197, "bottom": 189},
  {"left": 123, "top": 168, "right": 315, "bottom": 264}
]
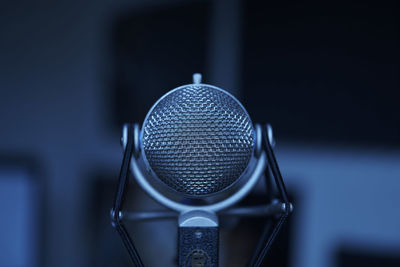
[{"left": 242, "top": 0, "right": 399, "bottom": 146}]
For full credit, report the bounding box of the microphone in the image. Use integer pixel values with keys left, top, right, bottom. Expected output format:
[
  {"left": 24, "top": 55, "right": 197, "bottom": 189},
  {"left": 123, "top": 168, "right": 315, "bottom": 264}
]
[
  {"left": 111, "top": 73, "right": 293, "bottom": 267},
  {"left": 141, "top": 77, "right": 254, "bottom": 197}
]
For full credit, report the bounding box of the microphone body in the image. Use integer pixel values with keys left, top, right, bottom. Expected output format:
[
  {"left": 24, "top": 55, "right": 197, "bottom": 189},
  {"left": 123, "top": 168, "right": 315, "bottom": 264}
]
[
  {"left": 135, "top": 75, "right": 260, "bottom": 266},
  {"left": 113, "top": 73, "right": 292, "bottom": 267}
]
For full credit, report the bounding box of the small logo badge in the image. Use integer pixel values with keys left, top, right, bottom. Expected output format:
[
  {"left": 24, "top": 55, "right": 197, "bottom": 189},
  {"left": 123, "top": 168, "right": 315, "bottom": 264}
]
[{"left": 185, "top": 249, "right": 210, "bottom": 267}]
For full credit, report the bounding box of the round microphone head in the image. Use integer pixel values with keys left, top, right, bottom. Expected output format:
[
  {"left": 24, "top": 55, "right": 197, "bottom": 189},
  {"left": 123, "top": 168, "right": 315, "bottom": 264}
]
[{"left": 141, "top": 84, "right": 254, "bottom": 197}]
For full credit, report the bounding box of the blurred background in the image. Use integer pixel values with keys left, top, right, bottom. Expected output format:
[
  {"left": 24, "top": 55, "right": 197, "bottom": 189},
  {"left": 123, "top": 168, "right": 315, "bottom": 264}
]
[{"left": 0, "top": 0, "right": 399, "bottom": 266}]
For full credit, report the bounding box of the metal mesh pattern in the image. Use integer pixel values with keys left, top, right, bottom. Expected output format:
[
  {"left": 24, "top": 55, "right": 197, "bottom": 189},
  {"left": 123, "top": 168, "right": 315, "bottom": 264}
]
[{"left": 142, "top": 85, "right": 254, "bottom": 196}]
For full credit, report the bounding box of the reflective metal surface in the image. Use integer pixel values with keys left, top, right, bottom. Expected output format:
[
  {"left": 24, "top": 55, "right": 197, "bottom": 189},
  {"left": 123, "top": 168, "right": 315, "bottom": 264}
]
[{"left": 142, "top": 84, "right": 254, "bottom": 196}]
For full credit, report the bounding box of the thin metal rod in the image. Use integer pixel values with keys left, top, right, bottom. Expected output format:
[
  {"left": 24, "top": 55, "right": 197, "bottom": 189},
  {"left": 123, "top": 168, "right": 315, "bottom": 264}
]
[
  {"left": 263, "top": 124, "right": 290, "bottom": 207},
  {"left": 121, "top": 202, "right": 286, "bottom": 222},
  {"left": 111, "top": 123, "right": 144, "bottom": 267},
  {"left": 248, "top": 124, "right": 293, "bottom": 267},
  {"left": 264, "top": 165, "right": 273, "bottom": 202},
  {"left": 121, "top": 210, "right": 178, "bottom": 221},
  {"left": 248, "top": 218, "right": 273, "bottom": 266},
  {"left": 220, "top": 203, "right": 285, "bottom": 217},
  {"left": 115, "top": 223, "right": 145, "bottom": 266},
  {"left": 251, "top": 215, "right": 288, "bottom": 267}
]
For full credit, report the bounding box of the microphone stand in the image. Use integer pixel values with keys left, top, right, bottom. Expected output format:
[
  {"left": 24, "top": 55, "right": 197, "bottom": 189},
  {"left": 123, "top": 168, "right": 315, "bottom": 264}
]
[
  {"left": 247, "top": 124, "right": 293, "bottom": 267},
  {"left": 111, "top": 123, "right": 293, "bottom": 267},
  {"left": 111, "top": 123, "right": 144, "bottom": 267}
]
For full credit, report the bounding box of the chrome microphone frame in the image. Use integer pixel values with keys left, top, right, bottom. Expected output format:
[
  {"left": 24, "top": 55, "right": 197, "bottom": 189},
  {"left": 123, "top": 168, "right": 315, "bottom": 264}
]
[{"left": 111, "top": 123, "right": 293, "bottom": 267}]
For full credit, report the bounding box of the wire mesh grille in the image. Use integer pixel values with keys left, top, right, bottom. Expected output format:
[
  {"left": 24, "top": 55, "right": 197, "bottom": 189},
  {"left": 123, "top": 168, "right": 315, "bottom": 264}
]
[{"left": 142, "top": 85, "right": 254, "bottom": 196}]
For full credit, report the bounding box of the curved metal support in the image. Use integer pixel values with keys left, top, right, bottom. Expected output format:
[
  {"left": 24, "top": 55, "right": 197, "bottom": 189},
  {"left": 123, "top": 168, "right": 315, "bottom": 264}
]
[
  {"left": 131, "top": 152, "right": 266, "bottom": 213},
  {"left": 130, "top": 123, "right": 266, "bottom": 213}
]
